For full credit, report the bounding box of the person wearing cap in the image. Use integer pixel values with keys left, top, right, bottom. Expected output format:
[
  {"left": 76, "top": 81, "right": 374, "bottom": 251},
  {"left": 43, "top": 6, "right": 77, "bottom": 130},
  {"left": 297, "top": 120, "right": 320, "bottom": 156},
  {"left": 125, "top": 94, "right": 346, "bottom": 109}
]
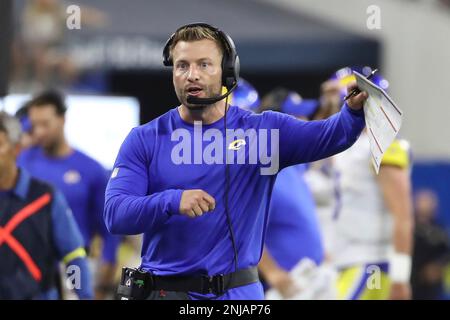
[
  {"left": 303, "top": 79, "right": 344, "bottom": 274},
  {"left": 0, "top": 112, "right": 93, "bottom": 299},
  {"left": 322, "top": 67, "right": 414, "bottom": 300},
  {"left": 227, "top": 78, "right": 261, "bottom": 112}
]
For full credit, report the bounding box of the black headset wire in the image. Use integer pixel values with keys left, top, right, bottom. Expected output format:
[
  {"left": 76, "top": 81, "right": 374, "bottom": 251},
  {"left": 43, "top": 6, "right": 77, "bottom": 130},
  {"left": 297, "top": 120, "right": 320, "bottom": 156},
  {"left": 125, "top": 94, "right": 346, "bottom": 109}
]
[
  {"left": 199, "top": 93, "right": 238, "bottom": 301},
  {"left": 224, "top": 93, "right": 239, "bottom": 287}
]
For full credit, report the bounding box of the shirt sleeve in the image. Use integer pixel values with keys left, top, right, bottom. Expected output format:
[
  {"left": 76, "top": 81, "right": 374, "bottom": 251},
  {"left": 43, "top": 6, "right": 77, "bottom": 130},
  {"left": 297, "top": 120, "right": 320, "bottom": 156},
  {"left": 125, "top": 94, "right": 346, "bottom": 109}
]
[
  {"left": 51, "top": 190, "right": 93, "bottom": 299},
  {"left": 380, "top": 139, "right": 411, "bottom": 169},
  {"left": 273, "top": 103, "right": 365, "bottom": 169},
  {"left": 90, "top": 166, "right": 121, "bottom": 264},
  {"left": 51, "top": 190, "right": 85, "bottom": 258},
  {"left": 66, "top": 256, "right": 94, "bottom": 299},
  {"left": 104, "top": 128, "right": 184, "bottom": 235}
]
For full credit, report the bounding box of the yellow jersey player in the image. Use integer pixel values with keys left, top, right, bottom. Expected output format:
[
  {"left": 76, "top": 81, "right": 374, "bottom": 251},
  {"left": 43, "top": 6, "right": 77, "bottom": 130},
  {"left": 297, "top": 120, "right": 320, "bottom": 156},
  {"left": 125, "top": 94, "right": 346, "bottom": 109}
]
[
  {"left": 330, "top": 67, "right": 414, "bottom": 300},
  {"left": 334, "top": 131, "right": 413, "bottom": 299}
]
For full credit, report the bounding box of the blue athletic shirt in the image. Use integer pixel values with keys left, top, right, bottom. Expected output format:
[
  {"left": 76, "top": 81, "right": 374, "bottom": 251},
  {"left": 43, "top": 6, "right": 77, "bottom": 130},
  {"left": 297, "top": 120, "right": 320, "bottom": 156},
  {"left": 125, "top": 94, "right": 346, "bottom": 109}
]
[{"left": 104, "top": 104, "right": 364, "bottom": 297}]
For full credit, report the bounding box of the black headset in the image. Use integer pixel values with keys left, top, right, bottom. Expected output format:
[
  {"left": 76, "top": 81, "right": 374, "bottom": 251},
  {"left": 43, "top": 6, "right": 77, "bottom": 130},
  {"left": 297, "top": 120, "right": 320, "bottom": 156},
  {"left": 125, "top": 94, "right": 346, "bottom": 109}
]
[{"left": 162, "top": 23, "right": 240, "bottom": 90}]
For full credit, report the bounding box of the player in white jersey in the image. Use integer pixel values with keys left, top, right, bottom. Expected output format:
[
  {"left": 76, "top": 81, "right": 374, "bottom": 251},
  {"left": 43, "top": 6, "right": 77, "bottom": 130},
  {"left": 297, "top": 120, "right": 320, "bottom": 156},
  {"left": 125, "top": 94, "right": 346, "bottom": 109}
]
[
  {"left": 330, "top": 67, "right": 414, "bottom": 300},
  {"left": 304, "top": 78, "right": 345, "bottom": 262}
]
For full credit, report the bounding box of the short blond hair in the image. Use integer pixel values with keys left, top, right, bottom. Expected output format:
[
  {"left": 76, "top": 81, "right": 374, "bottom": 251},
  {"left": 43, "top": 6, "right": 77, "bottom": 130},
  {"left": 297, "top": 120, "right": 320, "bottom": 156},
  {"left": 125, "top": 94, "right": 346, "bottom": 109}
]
[{"left": 169, "top": 25, "right": 225, "bottom": 61}]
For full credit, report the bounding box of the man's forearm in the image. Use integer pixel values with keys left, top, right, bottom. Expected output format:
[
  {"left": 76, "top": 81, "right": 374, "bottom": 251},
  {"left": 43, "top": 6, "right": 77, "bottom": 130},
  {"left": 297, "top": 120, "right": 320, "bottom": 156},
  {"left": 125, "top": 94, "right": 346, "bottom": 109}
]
[
  {"left": 68, "top": 257, "right": 94, "bottom": 300},
  {"left": 95, "top": 262, "right": 117, "bottom": 300},
  {"left": 280, "top": 104, "right": 366, "bottom": 167},
  {"left": 259, "top": 248, "right": 288, "bottom": 286},
  {"left": 378, "top": 166, "right": 414, "bottom": 254},
  {"left": 104, "top": 189, "right": 183, "bottom": 235},
  {"left": 378, "top": 165, "right": 414, "bottom": 284}
]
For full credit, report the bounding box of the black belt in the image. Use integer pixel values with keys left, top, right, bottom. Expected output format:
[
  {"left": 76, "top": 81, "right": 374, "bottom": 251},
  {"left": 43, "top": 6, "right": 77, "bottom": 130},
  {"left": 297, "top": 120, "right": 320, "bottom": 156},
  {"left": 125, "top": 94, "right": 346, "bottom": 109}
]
[{"left": 118, "top": 267, "right": 259, "bottom": 298}]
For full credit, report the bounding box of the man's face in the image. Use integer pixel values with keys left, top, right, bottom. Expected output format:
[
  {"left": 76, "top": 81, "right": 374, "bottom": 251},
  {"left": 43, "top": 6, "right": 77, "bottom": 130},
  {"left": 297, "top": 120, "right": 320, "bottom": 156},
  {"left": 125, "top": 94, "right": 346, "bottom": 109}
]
[
  {"left": 321, "top": 80, "right": 342, "bottom": 109},
  {"left": 28, "top": 105, "right": 65, "bottom": 151},
  {"left": 0, "top": 132, "right": 18, "bottom": 172},
  {"left": 316, "top": 80, "right": 342, "bottom": 120},
  {"left": 172, "top": 39, "right": 223, "bottom": 108}
]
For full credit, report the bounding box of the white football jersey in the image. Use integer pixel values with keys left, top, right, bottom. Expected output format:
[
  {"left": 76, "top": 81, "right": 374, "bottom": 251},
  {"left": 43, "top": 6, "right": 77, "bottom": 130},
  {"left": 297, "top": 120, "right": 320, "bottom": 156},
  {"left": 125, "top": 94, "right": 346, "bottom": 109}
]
[
  {"left": 332, "top": 132, "right": 410, "bottom": 267},
  {"left": 304, "top": 159, "right": 338, "bottom": 258}
]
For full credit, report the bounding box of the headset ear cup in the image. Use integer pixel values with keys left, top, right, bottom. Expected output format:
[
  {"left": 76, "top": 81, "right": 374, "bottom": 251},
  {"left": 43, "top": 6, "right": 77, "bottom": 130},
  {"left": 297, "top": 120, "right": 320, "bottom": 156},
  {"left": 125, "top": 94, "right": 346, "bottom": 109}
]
[
  {"left": 162, "top": 34, "right": 175, "bottom": 66},
  {"left": 234, "top": 55, "right": 240, "bottom": 84},
  {"left": 223, "top": 64, "right": 231, "bottom": 90},
  {"left": 222, "top": 33, "right": 239, "bottom": 89},
  {"left": 221, "top": 55, "right": 232, "bottom": 90},
  {"left": 222, "top": 52, "right": 239, "bottom": 89}
]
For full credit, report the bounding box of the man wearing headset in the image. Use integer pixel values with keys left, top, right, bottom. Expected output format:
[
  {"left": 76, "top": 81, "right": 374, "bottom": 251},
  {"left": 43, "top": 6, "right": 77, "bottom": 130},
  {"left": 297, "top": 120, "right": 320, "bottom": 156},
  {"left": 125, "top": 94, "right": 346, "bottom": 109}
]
[{"left": 104, "top": 23, "right": 368, "bottom": 300}]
